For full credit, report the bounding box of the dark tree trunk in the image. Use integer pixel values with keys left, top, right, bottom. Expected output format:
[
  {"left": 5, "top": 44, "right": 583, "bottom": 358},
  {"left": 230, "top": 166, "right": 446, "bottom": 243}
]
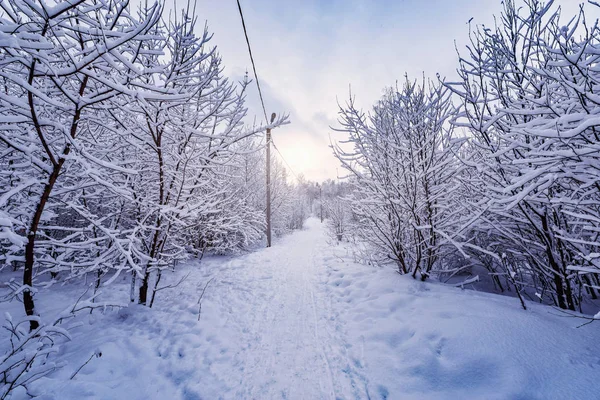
[
  {"left": 139, "top": 270, "right": 150, "bottom": 305},
  {"left": 149, "top": 269, "right": 162, "bottom": 308},
  {"left": 24, "top": 163, "right": 63, "bottom": 331}
]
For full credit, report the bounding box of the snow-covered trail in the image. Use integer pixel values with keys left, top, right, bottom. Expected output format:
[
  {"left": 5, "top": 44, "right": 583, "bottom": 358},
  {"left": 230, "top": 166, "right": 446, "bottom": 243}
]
[
  {"left": 156, "top": 217, "right": 367, "bottom": 399},
  {"left": 145, "top": 217, "right": 600, "bottom": 400},
  {"left": 222, "top": 218, "right": 354, "bottom": 399},
  {"left": 12, "top": 217, "right": 600, "bottom": 399}
]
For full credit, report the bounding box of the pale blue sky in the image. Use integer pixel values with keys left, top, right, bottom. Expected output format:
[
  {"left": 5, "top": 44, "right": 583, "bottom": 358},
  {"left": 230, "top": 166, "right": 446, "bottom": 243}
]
[{"left": 196, "top": 0, "right": 583, "bottom": 181}]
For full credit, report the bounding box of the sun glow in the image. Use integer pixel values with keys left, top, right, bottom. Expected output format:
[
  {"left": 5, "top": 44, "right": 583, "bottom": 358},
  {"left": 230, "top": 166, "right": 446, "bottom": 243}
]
[{"left": 275, "top": 135, "right": 317, "bottom": 180}]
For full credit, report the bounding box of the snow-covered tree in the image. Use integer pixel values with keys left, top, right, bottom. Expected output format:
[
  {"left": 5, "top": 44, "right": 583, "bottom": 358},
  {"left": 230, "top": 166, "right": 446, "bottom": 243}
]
[
  {"left": 121, "top": 10, "right": 288, "bottom": 305},
  {"left": 0, "top": 0, "right": 163, "bottom": 329},
  {"left": 333, "top": 78, "right": 465, "bottom": 279},
  {"left": 447, "top": 0, "right": 600, "bottom": 309}
]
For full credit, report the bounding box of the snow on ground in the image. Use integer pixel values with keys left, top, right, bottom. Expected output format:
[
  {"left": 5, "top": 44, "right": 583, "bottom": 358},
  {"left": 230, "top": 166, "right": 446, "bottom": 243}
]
[{"left": 2, "top": 217, "right": 600, "bottom": 399}]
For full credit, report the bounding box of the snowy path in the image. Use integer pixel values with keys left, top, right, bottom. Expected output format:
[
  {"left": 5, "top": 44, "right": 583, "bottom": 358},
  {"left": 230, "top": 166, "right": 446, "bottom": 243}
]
[
  {"left": 143, "top": 218, "right": 600, "bottom": 400},
  {"left": 158, "top": 217, "right": 368, "bottom": 399},
  {"left": 224, "top": 219, "right": 350, "bottom": 399},
  {"left": 12, "top": 217, "right": 600, "bottom": 399}
]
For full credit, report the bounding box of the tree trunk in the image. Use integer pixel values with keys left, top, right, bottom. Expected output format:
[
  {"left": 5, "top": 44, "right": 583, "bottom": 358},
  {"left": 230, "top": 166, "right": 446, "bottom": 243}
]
[
  {"left": 130, "top": 271, "right": 137, "bottom": 302},
  {"left": 139, "top": 269, "right": 150, "bottom": 305},
  {"left": 23, "top": 63, "right": 85, "bottom": 330},
  {"left": 149, "top": 269, "right": 162, "bottom": 308},
  {"left": 24, "top": 163, "right": 63, "bottom": 331}
]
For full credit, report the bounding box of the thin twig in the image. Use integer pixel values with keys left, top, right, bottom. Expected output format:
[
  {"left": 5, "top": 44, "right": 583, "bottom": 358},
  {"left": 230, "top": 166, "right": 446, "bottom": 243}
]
[
  {"left": 550, "top": 307, "right": 599, "bottom": 328},
  {"left": 197, "top": 277, "right": 215, "bottom": 321},
  {"left": 70, "top": 351, "right": 101, "bottom": 380},
  {"left": 154, "top": 272, "right": 191, "bottom": 293}
]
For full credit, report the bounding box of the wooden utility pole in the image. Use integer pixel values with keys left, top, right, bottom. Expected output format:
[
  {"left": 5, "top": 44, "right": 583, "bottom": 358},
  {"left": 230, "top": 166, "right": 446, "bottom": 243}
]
[{"left": 266, "top": 113, "right": 276, "bottom": 247}]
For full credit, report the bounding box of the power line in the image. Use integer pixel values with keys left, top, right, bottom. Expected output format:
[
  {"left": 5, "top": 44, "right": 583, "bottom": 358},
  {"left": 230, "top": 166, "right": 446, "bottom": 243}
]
[
  {"left": 235, "top": 1, "right": 302, "bottom": 246},
  {"left": 235, "top": 0, "right": 269, "bottom": 124},
  {"left": 235, "top": 1, "right": 300, "bottom": 183},
  {"left": 271, "top": 138, "right": 301, "bottom": 182}
]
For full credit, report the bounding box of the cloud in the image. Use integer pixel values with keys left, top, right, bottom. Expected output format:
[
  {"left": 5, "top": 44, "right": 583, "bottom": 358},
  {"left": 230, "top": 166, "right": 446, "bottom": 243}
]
[{"left": 196, "top": 0, "right": 583, "bottom": 182}]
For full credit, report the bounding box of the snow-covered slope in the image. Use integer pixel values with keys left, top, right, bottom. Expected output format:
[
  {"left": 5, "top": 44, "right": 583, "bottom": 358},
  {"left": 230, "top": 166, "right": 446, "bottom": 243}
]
[{"left": 2, "top": 218, "right": 599, "bottom": 399}]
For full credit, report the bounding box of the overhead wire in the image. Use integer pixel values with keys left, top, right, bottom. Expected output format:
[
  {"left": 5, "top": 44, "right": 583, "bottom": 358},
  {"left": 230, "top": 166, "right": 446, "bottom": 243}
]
[
  {"left": 236, "top": 0, "right": 301, "bottom": 182},
  {"left": 272, "top": 139, "right": 301, "bottom": 181},
  {"left": 235, "top": 0, "right": 268, "bottom": 124}
]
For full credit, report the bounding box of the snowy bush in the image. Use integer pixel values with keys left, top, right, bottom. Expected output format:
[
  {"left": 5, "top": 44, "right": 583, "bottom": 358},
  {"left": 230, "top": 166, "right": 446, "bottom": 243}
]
[
  {"left": 447, "top": 0, "right": 600, "bottom": 309},
  {"left": 0, "top": 314, "right": 68, "bottom": 399},
  {"left": 0, "top": 0, "right": 292, "bottom": 325},
  {"left": 333, "top": 79, "right": 466, "bottom": 279},
  {"left": 324, "top": 196, "right": 353, "bottom": 242},
  {"left": 331, "top": 0, "right": 600, "bottom": 311}
]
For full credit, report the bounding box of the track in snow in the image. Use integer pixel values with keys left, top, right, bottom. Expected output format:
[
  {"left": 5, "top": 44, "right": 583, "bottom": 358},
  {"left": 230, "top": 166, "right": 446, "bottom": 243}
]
[
  {"left": 29, "top": 217, "right": 600, "bottom": 399},
  {"left": 140, "top": 217, "right": 368, "bottom": 399},
  {"left": 204, "top": 218, "right": 366, "bottom": 399}
]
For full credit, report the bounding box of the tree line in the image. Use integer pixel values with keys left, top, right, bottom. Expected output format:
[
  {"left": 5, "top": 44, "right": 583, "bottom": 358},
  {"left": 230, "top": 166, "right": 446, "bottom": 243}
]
[
  {"left": 0, "top": 0, "right": 312, "bottom": 330},
  {"left": 332, "top": 0, "right": 600, "bottom": 312}
]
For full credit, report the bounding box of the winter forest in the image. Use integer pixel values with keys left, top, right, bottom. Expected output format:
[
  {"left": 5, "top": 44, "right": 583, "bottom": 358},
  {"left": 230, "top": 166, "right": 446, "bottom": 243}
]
[{"left": 1, "top": 0, "right": 600, "bottom": 399}]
